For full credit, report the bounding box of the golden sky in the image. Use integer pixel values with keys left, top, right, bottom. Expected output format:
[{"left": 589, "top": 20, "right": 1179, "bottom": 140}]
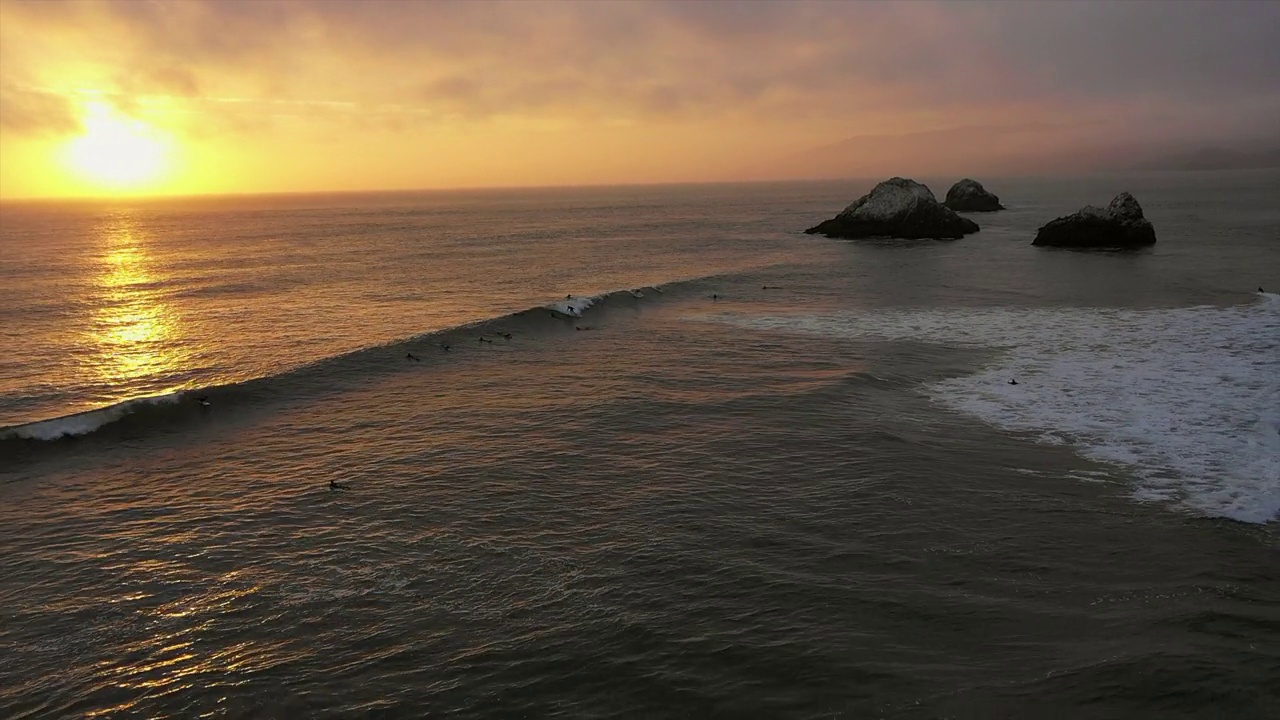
[{"left": 1, "top": 0, "right": 1277, "bottom": 199}]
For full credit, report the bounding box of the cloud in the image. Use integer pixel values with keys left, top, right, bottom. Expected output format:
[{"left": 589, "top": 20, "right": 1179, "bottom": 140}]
[
  {"left": 1, "top": 0, "right": 1276, "bottom": 187},
  {"left": 0, "top": 84, "right": 81, "bottom": 135},
  {"left": 2, "top": 1, "right": 1271, "bottom": 119}
]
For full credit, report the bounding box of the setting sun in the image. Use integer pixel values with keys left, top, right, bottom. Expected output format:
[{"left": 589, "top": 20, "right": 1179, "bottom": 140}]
[{"left": 60, "top": 102, "right": 173, "bottom": 192}]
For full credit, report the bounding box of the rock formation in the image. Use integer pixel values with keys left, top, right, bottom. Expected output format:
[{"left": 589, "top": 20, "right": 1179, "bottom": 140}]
[
  {"left": 1032, "top": 192, "right": 1157, "bottom": 248},
  {"left": 804, "top": 177, "right": 980, "bottom": 240},
  {"left": 943, "top": 178, "right": 1004, "bottom": 212}
]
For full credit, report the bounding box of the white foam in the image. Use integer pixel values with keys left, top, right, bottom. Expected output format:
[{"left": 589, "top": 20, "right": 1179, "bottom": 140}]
[
  {"left": 714, "top": 295, "right": 1280, "bottom": 523},
  {"left": 1, "top": 392, "right": 185, "bottom": 441},
  {"left": 547, "top": 295, "right": 597, "bottom": 317}
]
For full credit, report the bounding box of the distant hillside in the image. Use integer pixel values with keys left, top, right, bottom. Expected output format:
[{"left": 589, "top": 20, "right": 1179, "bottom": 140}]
[{"left": 1132, "top": 146, "right": 1280, "bottom": 172}]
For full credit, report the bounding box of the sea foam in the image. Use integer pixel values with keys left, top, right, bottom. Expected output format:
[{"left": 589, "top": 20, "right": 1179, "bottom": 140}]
[
  {"left": 716, "top": 295, "right": 1280, "bottom": 523},
  {"left": 1, "top": 392, "right": 186, "bottom": 441}
]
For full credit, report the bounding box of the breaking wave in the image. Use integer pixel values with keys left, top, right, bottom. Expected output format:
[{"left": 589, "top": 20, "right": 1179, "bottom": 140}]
[
  {"left": 0, "top": 285, "right": 671, "bottom": 446},
  {"left": 717, "top": 294, "right": 1280, "bottom": 524}
]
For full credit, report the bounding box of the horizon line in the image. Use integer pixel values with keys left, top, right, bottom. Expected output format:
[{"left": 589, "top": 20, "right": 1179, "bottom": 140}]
[{"left": 8, "top": 167, "right": 1272, "bottom": 205}]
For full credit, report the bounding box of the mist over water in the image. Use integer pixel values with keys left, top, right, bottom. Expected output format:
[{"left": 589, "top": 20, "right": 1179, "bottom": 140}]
[{"left": 2, "top": 173, "right": 1278, "bottom": 718}]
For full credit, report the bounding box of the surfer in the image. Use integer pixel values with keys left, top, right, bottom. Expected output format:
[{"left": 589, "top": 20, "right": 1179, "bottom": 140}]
[
  {"left": 568, "top": 306, "right": 576, "bottom": 314},
  {"left": 329, "top": 479, "right": 350, "bottom": 491},
  {"left": 1260, "top": 286, "right": 1266, "bottom": 293},
  {"left": 712, "top": 293, "right": 718, "bottom": 300},
  {"left": 440, "top": 343, "right": 451, "bottom": 351},
  {"left": 195, "top": 396, "right": 211, "bottom": 407},
  {"left": 501, "top": 332, "right": 512, "bottom": 340},
  {"left": 1008, "top": 379, "right": 1018, "bottom": 385},
  {"left": 478, "top": 336, "right": 493, "bottom": 344},
  {"left": 406, "top": 352, "right": 420, "bottom": 361},
  {"left": 576, "top": 325, "right": 594, "bottom": 331}
]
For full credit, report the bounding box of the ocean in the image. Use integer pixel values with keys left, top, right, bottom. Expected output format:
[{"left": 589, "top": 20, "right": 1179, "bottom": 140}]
[{"left": 1, "top": 173, "right": 1277, "bottom": 718}]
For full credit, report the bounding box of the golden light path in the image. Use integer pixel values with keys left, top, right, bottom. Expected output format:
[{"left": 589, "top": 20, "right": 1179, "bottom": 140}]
[
  {"left": 62, "top": 101, "right": 174, "bottom": 193},
  {"left": 92, "top": 213, "right": 186, "bottom": 386}
]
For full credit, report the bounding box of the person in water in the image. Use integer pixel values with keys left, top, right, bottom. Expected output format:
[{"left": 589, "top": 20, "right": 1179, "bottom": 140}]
[
  {"left": 195, "top": 396, "right": 211, "bottom": 406},
  {"left": 329, "top": 479, "right": 350, "bottom": 490},
  {"left": 440, "top": 343, "right": 451, "bottom": 352},
  {"left": 406, "top": 352, "right": 420, "bottom": 361},
  {"left": 501, "top": 332, "right": 512, "bottom": 340},
  {"left": 1008, "top": 379, "right": 1018, "bottom": 385}
]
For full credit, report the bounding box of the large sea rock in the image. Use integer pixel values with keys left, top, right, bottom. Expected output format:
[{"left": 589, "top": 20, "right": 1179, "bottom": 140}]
[
  {"left": 943, "top": 178, "right": 1004, "bottom": 212},
  {"left": 804, "top": 177, "right": 980, "bottom": 240},
  {"left": 1032, "top": 192, "right": 1157, "bottom": 248}
]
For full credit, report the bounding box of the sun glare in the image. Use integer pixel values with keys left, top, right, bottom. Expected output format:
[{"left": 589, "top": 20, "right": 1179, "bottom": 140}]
[{"left": 61, "top": 102, "right": 173, "bottom": 193}]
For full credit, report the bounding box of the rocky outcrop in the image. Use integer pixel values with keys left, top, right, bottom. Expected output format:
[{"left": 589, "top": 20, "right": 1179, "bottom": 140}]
[
  {"left": 1032, "top": 192, "right": 1156, "bottom": 248},
  {"left": 804, "top": 177, "right": 980, "bottom": 240},
  {"left": 943, "top": 178, "right": 1004, "bottom": 212}
]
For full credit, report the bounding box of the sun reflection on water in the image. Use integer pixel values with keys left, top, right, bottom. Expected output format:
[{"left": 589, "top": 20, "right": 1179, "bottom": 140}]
[{"left": 91, "top": 213, "right": 188, "bottom": 388}]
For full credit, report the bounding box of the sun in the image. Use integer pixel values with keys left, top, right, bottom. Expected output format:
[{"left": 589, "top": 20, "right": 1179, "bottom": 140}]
[{"left": 61, "top": 102, "right": 174, "bottom": 192}]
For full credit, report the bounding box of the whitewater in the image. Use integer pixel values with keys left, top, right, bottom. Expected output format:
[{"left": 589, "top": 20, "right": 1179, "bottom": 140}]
[{"left": 717, "top": 293, "right": 1280, "bottom": 523}]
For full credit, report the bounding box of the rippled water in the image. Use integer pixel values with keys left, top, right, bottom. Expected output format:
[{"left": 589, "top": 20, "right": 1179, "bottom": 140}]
[{"left": 2, "top": 174, "right": 1278, "bottom": 718}]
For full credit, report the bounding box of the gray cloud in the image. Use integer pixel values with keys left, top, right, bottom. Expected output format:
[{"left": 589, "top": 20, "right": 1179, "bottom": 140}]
[
  {"left": 3, "top": 1, "right": 1276, "bottom": 140},
  {"left": 0, "top": 85, "right": 82, "bottom": 135}
]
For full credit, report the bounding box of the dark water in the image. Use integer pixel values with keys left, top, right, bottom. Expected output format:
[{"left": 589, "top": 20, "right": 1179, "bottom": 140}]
[{"left": 1, "top": 173, "right": 1277, "bottom": 718}]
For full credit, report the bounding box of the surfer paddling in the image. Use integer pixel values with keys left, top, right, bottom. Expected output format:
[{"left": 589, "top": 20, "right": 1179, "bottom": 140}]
[
  {"left": 195, "top": 396, "right": 211, "bottom": 407},
  {"left": 406, "top": 352, "right": 420, "bottom": 361},
  {"left": 329, "top": 479, "right": 350, "bottom": 491}
]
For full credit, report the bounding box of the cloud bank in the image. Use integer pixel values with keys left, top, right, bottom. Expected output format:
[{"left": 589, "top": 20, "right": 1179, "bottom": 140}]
[{"left": 1, "top": 0, "right": 1277, "bottom": 194}]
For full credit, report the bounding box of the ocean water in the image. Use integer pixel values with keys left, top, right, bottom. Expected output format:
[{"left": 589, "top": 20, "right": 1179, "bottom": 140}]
[{"left": 1, "top": 173, "right": 1277, "bottom": 718}]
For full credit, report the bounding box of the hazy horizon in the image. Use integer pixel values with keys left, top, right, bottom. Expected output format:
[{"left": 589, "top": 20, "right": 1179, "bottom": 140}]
[{"left": 2, "top": 0, "right": 1278, "bottom": 200}]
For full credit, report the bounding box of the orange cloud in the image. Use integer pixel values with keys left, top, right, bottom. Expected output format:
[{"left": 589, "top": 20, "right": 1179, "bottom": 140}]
[{"left": 1, "top": 0, "right": 1276, "bottom": 198}]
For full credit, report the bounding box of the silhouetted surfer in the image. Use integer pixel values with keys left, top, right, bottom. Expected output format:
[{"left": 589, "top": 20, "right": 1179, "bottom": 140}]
[
  {"left": 501, "top": 332, "right": 512, "bottom": 340},
  {"left": 712, "top": 293, "right": 718, "bottom": 300},
  {"left": 440, "top": 343, "right": 451, "bottom": 352},
  {"left": 568, "top": 306, "right": 576, "bottom": 313},
  {"left": 1008, "top": 379, "right": 1018, "bottom": 385},
  {"left": 329, "top": 479, "right": 350, "bottom": 491},
  {"left": 406, "top": 352, "right": 420, "bottom": 361},
  {"left": 195, "top": 396, "right": 211, "bottom": 407},
  {"left": 1261, "top": 287, "right": 1266, "bottom": 293},
  {"left": 478, "top": 336, "right": 493, "bottom": 344},
  {"left": 566, "top": 294, "right": 573, "bottom": 299}
]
